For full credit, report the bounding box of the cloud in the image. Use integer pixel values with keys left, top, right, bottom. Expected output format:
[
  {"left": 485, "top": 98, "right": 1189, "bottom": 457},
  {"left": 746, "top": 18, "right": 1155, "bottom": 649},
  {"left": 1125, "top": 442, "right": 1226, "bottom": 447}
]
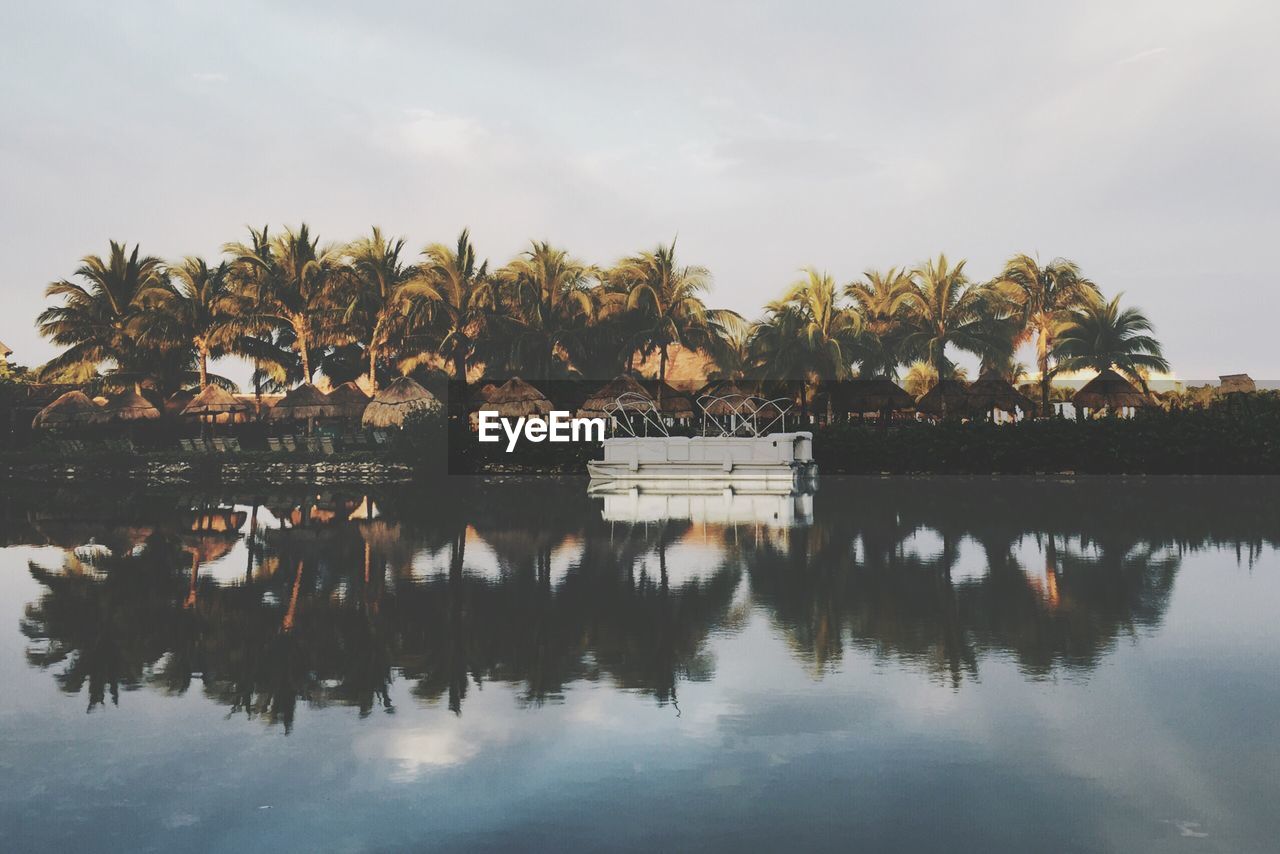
[
  {"left": 392, "top": 108, "right": 516, "bottom": 165},
  {"left": 191, "top": 71, "right": 229, "bottom": 83},
  {"left": 1116, "top": 47, "right": 1168, "bottom": 65}
]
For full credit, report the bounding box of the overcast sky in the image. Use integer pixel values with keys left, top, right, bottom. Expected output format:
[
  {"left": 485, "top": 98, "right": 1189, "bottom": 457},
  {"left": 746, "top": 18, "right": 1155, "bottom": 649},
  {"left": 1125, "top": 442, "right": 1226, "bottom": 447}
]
[{"left": 3, "top": 0, "right": 1278, "bottom": 382}]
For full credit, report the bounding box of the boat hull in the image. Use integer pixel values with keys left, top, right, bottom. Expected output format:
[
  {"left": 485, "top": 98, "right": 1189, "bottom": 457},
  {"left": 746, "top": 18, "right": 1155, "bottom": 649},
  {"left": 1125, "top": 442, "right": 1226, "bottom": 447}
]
[{"left": 587, "top": 459, "right": 817, "bottom": 490}]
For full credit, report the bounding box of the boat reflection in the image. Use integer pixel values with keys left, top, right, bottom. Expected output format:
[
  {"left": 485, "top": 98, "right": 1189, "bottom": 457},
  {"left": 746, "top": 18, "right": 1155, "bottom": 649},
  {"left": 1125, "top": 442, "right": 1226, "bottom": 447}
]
[
  {"left": 592, "top": 482, "right": 814, "bottom": 528},
  {"left": 6, "top": 478, "right": 1278, "bottom": 729}
]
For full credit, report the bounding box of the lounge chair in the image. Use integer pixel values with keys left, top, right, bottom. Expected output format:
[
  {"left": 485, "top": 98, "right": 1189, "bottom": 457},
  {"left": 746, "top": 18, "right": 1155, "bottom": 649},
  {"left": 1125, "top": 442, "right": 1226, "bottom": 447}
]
[
  {"left": 226, "top": 437, "right": 241, "bottom": 452},
  {"left": 282, "top": 436, "right": 298, "bottom": 452},
  {"left": 267, "top": 437, "right": 283, "bottom": 452},
  {"left": 179, "top": 438, "right": 194, "bottom": 452}
]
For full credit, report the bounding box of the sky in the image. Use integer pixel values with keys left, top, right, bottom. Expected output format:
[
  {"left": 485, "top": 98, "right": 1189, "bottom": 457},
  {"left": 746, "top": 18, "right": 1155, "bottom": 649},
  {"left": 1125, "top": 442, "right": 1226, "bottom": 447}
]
[{"left": 2, "top": 0, "right": 1278, "bottom": 383}]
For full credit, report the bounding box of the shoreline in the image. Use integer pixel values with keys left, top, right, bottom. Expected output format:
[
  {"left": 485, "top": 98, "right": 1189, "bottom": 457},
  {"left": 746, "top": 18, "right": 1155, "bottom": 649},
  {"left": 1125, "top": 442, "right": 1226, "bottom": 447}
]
[{"left": 4, "top": 452, "right": 1280, "bottom": 486}]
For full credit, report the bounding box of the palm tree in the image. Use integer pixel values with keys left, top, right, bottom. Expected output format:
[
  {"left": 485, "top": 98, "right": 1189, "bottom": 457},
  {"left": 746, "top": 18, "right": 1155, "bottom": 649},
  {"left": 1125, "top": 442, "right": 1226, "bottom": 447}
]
[
  {"left": 845, "top": 267, "right": 913, "bottom": 378},
  {"left": 343, "top": 227, "right": 433, "bottom": 390},
  {"left": 608, "top": 241, "right": 737, "bottom": 398},
  {"left": 495, "top": 241, "right": 596, "bottom": 378},
  {"left": 144, "top": 258, "right": 239, "bottom": 391},
  {"left": 1052, "top": 294, "right": 1169, "bottom": 391},
  {"left": 901, "top": 254, "right": 1002, "bottom": 380},
  {"left": 994, "top": 254, "right": 1101, "bottom": 414},
  {"left": 768, "top": 268, "right": 861, "bottom": 380},
  {"left": 224, "top": 225, "right": 344, "bottom": 383},
  {"left": 706, "top": 322, "right": 756, "bottom": 381},
  {"left": 749, "top": 270, "right": 860, "bottom": 418},
  {"left": 902, "top": 360, "right": 969, "bottom": 398},
  {"left": 36, "top": 241, "right": 168, "bottom": 384},
  {"left": 415, "top": 229, "right": 497, "bottom": 384}
]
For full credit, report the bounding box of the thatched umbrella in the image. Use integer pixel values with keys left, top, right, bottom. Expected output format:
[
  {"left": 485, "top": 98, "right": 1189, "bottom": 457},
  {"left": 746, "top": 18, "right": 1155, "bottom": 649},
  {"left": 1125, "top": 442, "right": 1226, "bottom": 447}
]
[
  {"left": 267, "top": 383, "right": 334, "bottom": 422},
  {"left": 578, "top": 375, "right": 654, "bottom": 418},
  {"left": 915, "top": 379, "right": 971, "bottom": 418},
  {"left": 832, "top": 379, "right": 914, "bottom": 415},
  {"left": 182, "top": 384, "right": 252, "bottom": 424},
  {"left": 1072, "top": 369, "right": 1149, "bottom": 413},
  {"left": 362, "top": 376, "right": 440, "bottom": 428},
  {"left": 164, "top": 389, "right": 195, "bottom": 418},
  {"left": 968, "top": 370, "right": 1035, "bottom": 418},
  {"left": 31, "top": 390, "right": 99, "bottom": 430},
  {"left": 326, "top": 381, "right": 372, "bottom": 420},
  {"left": 486, "top": 377, "right": 552, "bottom": 418},
  {"left": 94, "top": 388, "right": 162, "bottom": 424},
  {"left": 654, "top": 381, "right": 694, "bottom": 419}
]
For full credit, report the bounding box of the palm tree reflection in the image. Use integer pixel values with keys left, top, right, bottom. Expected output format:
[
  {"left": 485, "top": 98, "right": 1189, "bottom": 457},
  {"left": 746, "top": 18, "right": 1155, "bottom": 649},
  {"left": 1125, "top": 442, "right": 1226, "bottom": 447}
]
[{"left": 11, "top": 478, "right": 1279, "bottom": 726}]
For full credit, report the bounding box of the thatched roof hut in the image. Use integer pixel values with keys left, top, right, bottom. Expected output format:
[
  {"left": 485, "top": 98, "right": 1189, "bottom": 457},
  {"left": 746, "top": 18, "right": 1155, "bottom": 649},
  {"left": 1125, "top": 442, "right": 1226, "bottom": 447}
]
[
  {"left": 31, "top": 390, "right": 99, "bottom": 429},
  {"left": 267, "top": 383, "right": 334, "bottom": 421},
  {"left": 967, "top": 370, "right": 1035, "bottom": 416},
  {"left": 578, "top": 375, "right": 654, "bottom": 418},
  {"left": 1218, "top": 373, "right": 1256, "bottom": 394},
  {"left": 164, "top": 389, "right": 195, "bottom": 418},
  {"left": 1072, "top": 369, "right": 1149, "bottom": 411},
  {"left": 486, "top": 378, "right": 552, "bottom": 418},
  {"left": 654, "top": 381, "right": 694, "bottom": 418},
  {"left": 182, "top": 384, "right": 252, "bottom": 423},
  {"left": 326, "top": 381, "right": 372, "bottom": 419},
  {"left": 362, "top": 376, "right": 440, "bottom": 428},
  {"left": 915, "top": 379, "right": 971, "bottom": 417},
  {"left": 464, "top": 382, "right": 501, "bottom": 417},
  {"left": 832, "top": 379, "right": 914, "bottom": 414},
  {"left": 94, "top": 388, "right": 162, "bottom": 423}
]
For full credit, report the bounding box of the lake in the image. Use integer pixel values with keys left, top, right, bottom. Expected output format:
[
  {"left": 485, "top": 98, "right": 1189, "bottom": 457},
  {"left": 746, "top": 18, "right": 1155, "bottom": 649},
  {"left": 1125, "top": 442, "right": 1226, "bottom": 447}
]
[{"left": 1, "top": 477, "right": 1277, "bottom": 853}]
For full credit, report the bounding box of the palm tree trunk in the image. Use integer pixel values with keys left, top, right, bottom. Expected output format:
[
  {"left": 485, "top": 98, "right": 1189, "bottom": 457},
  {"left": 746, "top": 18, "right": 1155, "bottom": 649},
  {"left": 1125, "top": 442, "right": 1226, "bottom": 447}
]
[
  {"left": 1038, "top": 327, "right": 1051, "bottom": 417},
  {"left": 658, "top": 346, "right": 668, "bottom": 404},
  {"left": 197, "top": 347, "right": 209, "bottom": 391},
  {"left": 368, "top": 345, "right": 379, "bottom": 392},
  {"left": 295, "top": 320, "right": 312, "bottom": 382}
]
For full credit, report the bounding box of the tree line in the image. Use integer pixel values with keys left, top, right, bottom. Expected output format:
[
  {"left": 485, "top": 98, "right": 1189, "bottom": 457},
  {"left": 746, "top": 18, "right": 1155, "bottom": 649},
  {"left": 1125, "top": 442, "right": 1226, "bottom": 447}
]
[{"left": 35, "top": 226, "right": 1168, "bottom": 414}]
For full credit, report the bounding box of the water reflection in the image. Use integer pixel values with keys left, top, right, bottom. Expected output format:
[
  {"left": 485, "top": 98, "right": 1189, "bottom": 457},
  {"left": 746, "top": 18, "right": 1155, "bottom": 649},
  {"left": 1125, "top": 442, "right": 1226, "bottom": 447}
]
[{"left": 6, "top": 478, "right": 1278, "bottom": 728}]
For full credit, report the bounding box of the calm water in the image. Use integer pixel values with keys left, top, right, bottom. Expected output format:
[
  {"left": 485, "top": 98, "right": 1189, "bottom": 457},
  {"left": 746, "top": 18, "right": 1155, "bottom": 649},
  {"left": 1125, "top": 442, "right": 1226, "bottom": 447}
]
[{"left": 1, "top": 477, "right": 1277, "bottom": 853}]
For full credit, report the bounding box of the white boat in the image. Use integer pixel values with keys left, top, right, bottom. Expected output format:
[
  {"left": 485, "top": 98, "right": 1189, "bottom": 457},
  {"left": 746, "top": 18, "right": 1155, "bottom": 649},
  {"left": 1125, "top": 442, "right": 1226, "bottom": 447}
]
[
  {"left": 586, "top": 390, "right": 817, "bottom": 486},
  {"left": 587, "top": 433, "right": 815, "bottom": 485}
]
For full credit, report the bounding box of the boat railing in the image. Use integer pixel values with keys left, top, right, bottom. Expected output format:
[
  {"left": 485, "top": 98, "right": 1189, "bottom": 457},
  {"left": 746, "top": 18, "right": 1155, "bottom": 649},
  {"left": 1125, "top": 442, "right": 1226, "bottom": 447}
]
[
  {"left": 602, "top": 393, "right": 670, "bottom": 438},
  {"left": 695, "top": 393, "right": 793, "bottom": 437},
  {"left": 600, "top": 390, "right": 797, "bottom": 439}
]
